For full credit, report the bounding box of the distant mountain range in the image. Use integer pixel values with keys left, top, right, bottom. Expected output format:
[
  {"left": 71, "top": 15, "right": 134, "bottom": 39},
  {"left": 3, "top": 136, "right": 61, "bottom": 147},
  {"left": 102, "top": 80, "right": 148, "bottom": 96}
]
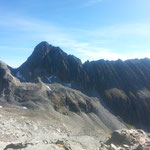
[{"left": 1, "top": 41, "right": 150, "bottom": 131}]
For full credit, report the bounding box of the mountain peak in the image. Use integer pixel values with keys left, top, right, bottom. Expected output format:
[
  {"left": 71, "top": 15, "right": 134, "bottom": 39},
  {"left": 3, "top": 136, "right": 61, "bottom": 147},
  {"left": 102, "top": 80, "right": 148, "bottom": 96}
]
[
  {"left": 35, "top": 41, "right": 50, "bottom": 49},
  {"left": 33, "top": 41, "right": 51, "bottom": 56},
  {"left": 37, "top": 41, "right": 49, "bottom": 45},
  {"left": 22, "top": 41, "right": 52, "bottom": 66}
]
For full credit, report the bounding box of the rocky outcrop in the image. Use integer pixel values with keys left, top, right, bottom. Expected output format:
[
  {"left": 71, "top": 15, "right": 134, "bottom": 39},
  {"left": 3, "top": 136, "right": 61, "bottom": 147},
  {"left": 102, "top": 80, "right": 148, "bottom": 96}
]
[
  {"left": 4, "top": 143, "right": 33, "bottom": 150},
  {"left": 99, "top": 129, "right": 150, "bottom": 150},
  {"left": 0, "top": 61, "right": 20, "bottom": 103},
  {"left": 0, "top": 61, "right": 13, "bottom": 91}
]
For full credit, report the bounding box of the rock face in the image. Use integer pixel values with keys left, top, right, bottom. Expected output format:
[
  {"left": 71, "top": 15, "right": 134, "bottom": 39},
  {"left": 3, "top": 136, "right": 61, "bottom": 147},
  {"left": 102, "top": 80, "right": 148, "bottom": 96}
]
[
  {"left": 99, "top": 129, "right": 150, "bottom": 150},
  {"left": 83, "top": 59, "right": 150, "bottom": 131}
]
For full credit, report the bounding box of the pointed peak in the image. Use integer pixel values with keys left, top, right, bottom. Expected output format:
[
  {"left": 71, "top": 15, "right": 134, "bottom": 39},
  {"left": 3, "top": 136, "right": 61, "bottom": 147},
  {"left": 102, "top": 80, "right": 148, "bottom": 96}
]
[
  {"left": 20, "top": 41, "right": 52, "bottom": 67},
  {"left": 36, "top": 41, "right": 49, "bottom": 47},
  {"left": 32, "top": 41, "right": 52, "bottom": 57},
  {"left": 34, "top": 41, "right": 50, "bottom": 52}
]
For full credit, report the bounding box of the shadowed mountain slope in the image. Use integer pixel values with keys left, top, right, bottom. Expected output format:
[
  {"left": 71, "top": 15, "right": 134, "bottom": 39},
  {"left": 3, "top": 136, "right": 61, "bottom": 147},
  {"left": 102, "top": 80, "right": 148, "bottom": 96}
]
[{"left": 14, "top": 41, "right": 90, "bottom": 91}]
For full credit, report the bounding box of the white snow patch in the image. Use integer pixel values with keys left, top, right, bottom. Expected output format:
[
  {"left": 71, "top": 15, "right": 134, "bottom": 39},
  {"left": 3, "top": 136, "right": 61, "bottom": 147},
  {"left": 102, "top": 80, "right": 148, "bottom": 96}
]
[
  {"left": 0, "top": 106, "right": 3, "bottom": 109},
  {"left": 22, "top": 107, "right": 27, "bottom": 109},
  {"left": 64, "top": 83, "right": 72, "bottom": 88},
  {"left": 46, "top": 86, "right": 52, "bottom": 91},
  {"left": 16, "top": 71, "right": 25, "bottom": 81},
  {"left": 47, "top": 77, "right": 52, "bottom": 83},
  {"left": 47, "top": 76, "right": 57, "bottom": 83}
]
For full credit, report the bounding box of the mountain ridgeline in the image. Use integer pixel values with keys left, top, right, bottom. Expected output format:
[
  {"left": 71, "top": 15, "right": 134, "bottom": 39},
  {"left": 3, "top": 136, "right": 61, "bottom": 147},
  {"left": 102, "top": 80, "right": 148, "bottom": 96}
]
[{"left": 9, "top": 42, "right": 150, "bottom": 131}]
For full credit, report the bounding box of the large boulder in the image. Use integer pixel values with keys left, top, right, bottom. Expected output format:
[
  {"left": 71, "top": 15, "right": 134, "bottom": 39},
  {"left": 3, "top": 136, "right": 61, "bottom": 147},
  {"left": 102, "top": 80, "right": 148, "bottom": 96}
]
[{"left": 99, "top": 129, "right": 150, "bottom": 150}]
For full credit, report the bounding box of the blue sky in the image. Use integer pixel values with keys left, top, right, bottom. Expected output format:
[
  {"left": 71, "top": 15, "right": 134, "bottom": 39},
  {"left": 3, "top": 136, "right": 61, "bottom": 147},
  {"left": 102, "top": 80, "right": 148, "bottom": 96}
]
[{"left": 0, "top": 0, "right": 150, "bottom": 67}]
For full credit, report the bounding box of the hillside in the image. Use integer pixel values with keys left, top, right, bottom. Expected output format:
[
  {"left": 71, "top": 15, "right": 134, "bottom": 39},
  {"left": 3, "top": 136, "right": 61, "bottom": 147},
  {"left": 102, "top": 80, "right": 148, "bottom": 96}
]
[{"left": 0, "top": 59, "right": 126, "bottom": 149}]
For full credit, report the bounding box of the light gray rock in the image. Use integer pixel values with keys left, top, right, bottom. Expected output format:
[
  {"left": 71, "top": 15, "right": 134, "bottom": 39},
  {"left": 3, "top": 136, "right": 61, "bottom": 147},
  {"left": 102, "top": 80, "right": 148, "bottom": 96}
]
[{"left": 99, "top": 129, "right": 150, "bottom": 150}]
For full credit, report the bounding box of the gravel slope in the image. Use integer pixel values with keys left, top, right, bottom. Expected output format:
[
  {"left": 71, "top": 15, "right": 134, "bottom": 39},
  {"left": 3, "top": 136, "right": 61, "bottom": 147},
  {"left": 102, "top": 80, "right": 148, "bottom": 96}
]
[{"left": 0, "top": 106, "right": 108, "bottom": 150}]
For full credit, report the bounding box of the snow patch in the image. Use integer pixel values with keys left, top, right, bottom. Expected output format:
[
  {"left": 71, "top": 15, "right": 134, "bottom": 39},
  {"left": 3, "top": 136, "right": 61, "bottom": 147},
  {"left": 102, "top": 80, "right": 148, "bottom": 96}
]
[
  {"left": 46, "top": 86, "right": 52, "bottom": 91},
  {"left": 64, "top": 83, "right": 72, "bottom": 88},
  {"left": 0, "top": 106, "right": 3, "bottom": 109},
  {"left": 16, "top": 71, "right": 25, "bottom": 81},
  {"left": 22, "top": 107, "right": 27, "bottom": 109},
  {"left": 47, "top": 77, "right": 52, "bottom": 83},
  {"left": 47, "top": 76, "right": 56, "bottom": 83}
]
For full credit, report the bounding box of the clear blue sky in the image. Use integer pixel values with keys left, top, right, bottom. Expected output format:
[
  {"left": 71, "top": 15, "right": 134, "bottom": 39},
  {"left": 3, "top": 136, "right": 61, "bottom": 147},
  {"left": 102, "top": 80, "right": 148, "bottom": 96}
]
[{"left": 0, "top": 0, "right": 150, "bottom": 67}]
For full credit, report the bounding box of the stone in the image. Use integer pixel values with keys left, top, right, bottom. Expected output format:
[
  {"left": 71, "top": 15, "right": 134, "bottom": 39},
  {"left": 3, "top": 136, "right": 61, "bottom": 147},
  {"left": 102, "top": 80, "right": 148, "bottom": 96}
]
[
  {"left": 109, "top": 144, "right": 118, "bottom": 150},
  {"left": 99, "top": 129, "right": 150, "bottom": 150}
]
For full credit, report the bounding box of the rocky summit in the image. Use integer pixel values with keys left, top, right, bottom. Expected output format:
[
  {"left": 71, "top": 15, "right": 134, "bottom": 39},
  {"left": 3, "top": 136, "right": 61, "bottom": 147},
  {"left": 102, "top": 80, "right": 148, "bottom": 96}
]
[{"left": 0, "top": 41, "right": 150, "bottom": 149}]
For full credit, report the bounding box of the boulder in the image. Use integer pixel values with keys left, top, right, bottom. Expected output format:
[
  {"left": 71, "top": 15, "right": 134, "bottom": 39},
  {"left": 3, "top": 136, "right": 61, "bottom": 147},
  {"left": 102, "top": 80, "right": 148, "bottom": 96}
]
[{"left": 99, "top": 129, "right": 150, "bottom": 150}]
